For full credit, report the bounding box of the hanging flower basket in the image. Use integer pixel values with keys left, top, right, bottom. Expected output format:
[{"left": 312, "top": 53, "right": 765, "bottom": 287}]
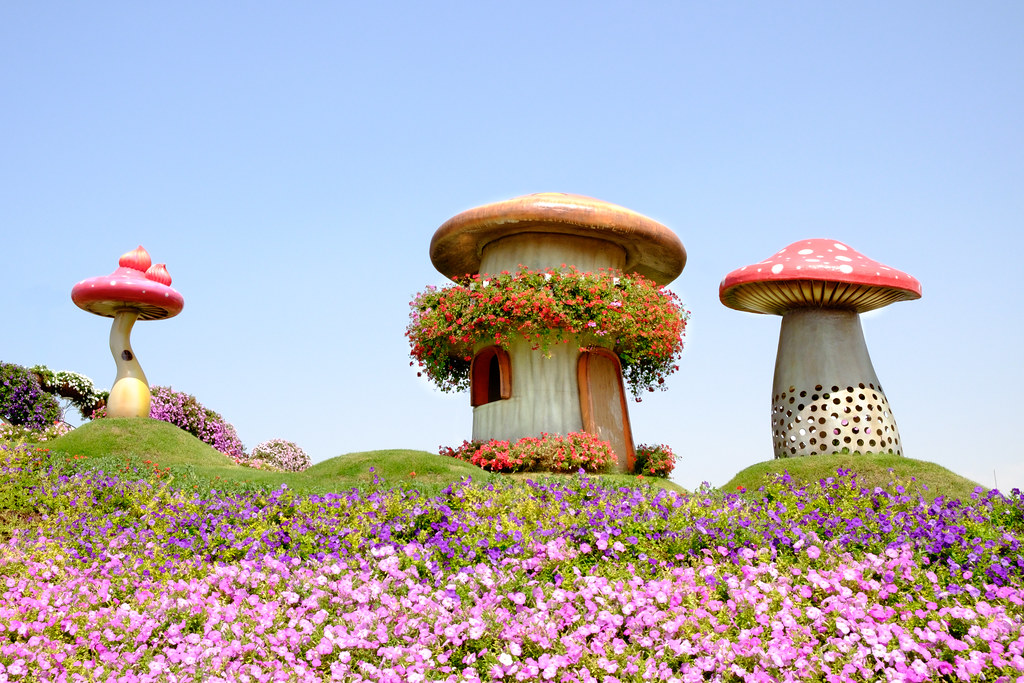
[{"left": 406, "top": 267, "right": 689, "bottom": 397}]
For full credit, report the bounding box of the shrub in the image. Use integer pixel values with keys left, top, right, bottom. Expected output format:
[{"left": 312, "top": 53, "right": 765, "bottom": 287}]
[
  {"left": 147, "top": 386, "right": 245, "bottom": 458},
  {"left": 248, "top": 439, "right": 310, "bottom": 472},
  {"left": 0, "top": 362, "right": 63, "bottom": 429},
  {"left": 440, "top": 431, "right": 614, "bottom": 474},
  {"left": 633, "top": 442, "right": 676, "bottom": 477}
]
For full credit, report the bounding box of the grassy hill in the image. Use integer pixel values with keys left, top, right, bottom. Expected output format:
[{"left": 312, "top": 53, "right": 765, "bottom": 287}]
[
  {"left": 722, "top": 452, "right": 984, "bottom": 501},
  {"left": 39, "top": 418, "right": 685, "bottom": 495},
  {"left": 39, "top": 418, "right": 983, "bottom": 500}
]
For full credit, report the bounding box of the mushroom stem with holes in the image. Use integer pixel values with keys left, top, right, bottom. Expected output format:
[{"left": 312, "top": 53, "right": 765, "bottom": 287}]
[
  {"left": 720, "top": 239, "right": 921, "bottom": 458},
  {"left": 72, "top": 246, "right": 185, "bottom": 418}
]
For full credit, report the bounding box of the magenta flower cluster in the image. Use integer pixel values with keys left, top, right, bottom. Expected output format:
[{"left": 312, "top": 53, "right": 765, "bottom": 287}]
[
  {"left": 147, "top": 385, "right": 245, "bottom": 459},
  {"left": 3, "top": 445, "right": 1024, "bottom": 681}
]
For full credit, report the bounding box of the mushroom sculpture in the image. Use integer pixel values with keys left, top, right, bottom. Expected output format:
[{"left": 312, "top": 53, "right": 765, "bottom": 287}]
[
  {"left": 71, "top": 246, "right": 184, "bottom": 418},
  {"left": 719, "top": 239, "right": 920, "bottom": 458},
  {"left": 429, "top": 192, "right": 686, "bottom": 472}
]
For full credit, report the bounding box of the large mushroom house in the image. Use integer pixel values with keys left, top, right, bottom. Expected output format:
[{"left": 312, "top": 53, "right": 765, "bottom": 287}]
[
  {"left": 410, "top": 192, "right": 688, "bottom": 473},
  {"left": 71, "top": 246, "right": 184, "bottom": 418},
  {"left": 720, "top": 238, "right": 921, "bottom": 458}
]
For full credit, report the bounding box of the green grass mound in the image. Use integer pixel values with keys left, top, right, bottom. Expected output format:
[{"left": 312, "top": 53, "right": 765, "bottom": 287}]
[
  {"left": 308, "top": 448, "right": 497, "bottom": 491},
  {"left": 722, "top": 452, "right": 984, "bottom": 501},
  {"left": 39, "top": 418, "right": 685, "bottom": 496},
  {"left": 44, "top": 417, "right": 235, "bottom": 467},
  {"left": 40, "top": 418, "right": 497, "bottom": 494}
]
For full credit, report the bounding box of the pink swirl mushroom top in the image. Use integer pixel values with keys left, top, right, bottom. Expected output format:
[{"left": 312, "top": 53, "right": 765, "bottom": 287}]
[
  {"left": 71, "top": 245, "right": 184, "bottom": 320},
  {"left": 719, "top": 239, "right": 921, "bottom": 315}
]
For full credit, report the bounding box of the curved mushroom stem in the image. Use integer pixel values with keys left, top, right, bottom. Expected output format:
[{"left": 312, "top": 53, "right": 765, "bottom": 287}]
[
  {"left": 106, "top": 309, "right": 151, "bottom": 418},
  {"left": 771, "top": 308, "right": 902, "bottom": 458}
]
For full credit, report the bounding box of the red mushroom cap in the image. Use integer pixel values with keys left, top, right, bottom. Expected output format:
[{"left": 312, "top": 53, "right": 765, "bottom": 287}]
[
  {"left": 720, "top": 238, "right": 921, "bottom": 315},
  {"left": 72, "top": 248, "right": 184, "bottom": 320}
]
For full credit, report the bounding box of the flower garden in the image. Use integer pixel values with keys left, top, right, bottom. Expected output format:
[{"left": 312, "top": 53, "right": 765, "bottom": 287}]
[
  {"left": 2, "top": 227, "right": 1022, "bottom": 681},
  {"left": 2, "top": 431, "right": 1024, "bottom": 682}
]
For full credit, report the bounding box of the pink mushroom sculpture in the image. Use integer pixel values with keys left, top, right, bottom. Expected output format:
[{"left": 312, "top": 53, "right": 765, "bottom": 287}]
[
  {"left": 720, "top": 239, "right": 921, "bottom": 458},
  {"left": 71, "top": 246, "right": 184, "bottom": 418}
]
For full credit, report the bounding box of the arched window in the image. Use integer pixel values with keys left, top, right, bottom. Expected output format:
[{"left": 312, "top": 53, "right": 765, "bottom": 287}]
[{"left": 471, "top": 346, "right": 511, "bottom": 407}]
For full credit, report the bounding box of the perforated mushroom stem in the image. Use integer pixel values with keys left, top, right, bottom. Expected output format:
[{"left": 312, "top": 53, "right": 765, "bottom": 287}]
[
  {"left": 71, "top": 246, "right": 184, "bottom": 418},
  {"left": 720, "top": 239, "right": 921, "bottom": 458}
]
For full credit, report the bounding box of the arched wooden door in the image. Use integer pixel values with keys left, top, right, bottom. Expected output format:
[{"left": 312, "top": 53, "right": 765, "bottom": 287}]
[{"left": 577, "top": 348, "right": 635, "bottom": 472}]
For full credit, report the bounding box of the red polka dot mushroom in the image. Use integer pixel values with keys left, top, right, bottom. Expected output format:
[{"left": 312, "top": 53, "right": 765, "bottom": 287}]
[
  {"left": 71, "top": 246, "right": 184, "bottom": 418},
  {"left": 720, "top": 239, "right": 921, "bottom": 458}
]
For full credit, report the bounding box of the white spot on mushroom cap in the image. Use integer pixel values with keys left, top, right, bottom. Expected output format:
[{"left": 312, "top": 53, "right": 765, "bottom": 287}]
[
  {"left": 836, "top": 255, "right": 851, "bottom": 262},
  {"left": 798, "top": 248, "right": 813, "bottom": 255},
  {"left": 771, "top": 263, "right": 784, "bottom": 274},
  {"left": 839, "top": 265, "right": 853, "bottom": 274},
  {"left": 834, "top": 243, "right": 848, "bottom": 250}
]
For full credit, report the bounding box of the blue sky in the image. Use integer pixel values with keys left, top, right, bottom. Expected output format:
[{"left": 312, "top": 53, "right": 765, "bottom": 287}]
[{"left": 3, "top": 2, "right": 1022, "bottom": 491}]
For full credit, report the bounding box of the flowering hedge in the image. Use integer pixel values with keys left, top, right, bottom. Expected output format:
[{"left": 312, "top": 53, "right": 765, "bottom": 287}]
[
  {"left": 2, "top": 445, "right": 1024, "bottom": 681},
  {"left": 634, "top": 443, "right": 677, "bottom": 478},
  {"left": 0, "top": 361, "right": 62, "bottom": 429},
  {"left": 440, "top": 432, "right": 615, "bottom": 473},
  {"left": 29, "top": 365, "right": 105, "bottom": 420},
  {"left": 407, "top": 267, "right": 689, "bottom": 397},
  {"left": 147, "top": 386, "right": 245, "bottom": 459}
]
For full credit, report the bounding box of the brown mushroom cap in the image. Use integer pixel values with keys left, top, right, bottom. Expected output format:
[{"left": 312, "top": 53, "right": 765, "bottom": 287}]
[
  {"left": 430, "top": 193, "right": 686, "bottom": 285},
  {"left": 720, "top": 238, "right": 921, "bottom": 315}
]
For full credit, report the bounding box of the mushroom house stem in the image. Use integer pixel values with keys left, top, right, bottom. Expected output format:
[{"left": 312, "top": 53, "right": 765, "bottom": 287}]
[
  {"left": 772, "top": 308, "right": 902, "bottom": 458},
  {"left": 106, "top": 309, "right": 151, "bottom": 418}
]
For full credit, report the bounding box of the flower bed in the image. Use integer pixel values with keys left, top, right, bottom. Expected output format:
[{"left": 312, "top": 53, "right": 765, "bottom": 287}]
[
  {"left": 2, "top": 445, "right": 1024, "bottom": 681},
  {"left": 440, "top": 432, "right": 616, "bottom": 473},
  {"left": 407, "top": 268, "right": 689, "bottom": 397}
]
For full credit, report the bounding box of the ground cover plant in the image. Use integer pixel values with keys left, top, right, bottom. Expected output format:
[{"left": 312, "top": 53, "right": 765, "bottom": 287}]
[{"left": 2, "top": 425, "right": 1024, "bottom": 682}]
